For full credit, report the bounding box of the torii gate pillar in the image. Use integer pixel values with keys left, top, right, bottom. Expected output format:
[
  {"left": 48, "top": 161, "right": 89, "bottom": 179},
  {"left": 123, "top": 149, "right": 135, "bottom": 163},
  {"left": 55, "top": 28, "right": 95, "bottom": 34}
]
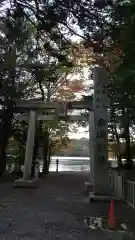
[
  {"left": 23, "top": 110, "right": 36, "bottom": 180},
  {"left": 14, "top": 110, "right": 36, "bottom": 187},
  {"left": 89, "top": 66, "right": 111, "bottom": 200}
]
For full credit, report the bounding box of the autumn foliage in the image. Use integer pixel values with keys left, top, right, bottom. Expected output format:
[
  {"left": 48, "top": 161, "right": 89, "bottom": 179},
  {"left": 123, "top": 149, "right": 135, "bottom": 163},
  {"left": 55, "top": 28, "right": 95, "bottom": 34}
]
[{"left": 71, "top": 39, "right": 125, "bottom": 73}]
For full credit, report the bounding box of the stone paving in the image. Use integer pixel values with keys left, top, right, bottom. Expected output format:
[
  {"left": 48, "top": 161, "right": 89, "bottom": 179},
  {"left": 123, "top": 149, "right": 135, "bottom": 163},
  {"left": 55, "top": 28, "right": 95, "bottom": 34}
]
[{"left": 0, "top": 172, "right": 134, "bottom": 239}]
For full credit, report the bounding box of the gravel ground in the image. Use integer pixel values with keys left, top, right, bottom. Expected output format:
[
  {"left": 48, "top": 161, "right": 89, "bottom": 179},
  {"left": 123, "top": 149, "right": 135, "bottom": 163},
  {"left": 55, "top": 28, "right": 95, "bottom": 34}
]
[{"left": 0, "top": 172, "right": 134, "bottom": 240}]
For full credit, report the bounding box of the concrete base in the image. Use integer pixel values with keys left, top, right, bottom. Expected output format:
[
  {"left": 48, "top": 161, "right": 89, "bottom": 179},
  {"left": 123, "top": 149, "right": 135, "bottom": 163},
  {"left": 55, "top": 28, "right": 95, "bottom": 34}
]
[
  {"left": 14, "top": 178, "right": 40, "bottom": 188},
  {"left": 84, "top": 181, "right": 93, "bottom": 194},
  {"left": 89, "top": 192, "right": 123, "bottom": 202}
]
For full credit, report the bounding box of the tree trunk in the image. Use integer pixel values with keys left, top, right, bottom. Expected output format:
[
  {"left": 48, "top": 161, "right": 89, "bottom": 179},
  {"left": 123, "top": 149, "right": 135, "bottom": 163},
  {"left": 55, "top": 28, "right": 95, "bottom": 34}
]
[
  {"left": 48, "top": 145, "right": 51, "bottom": 169},
  {"left": 42, "top": 129, "right": 49, "bottom": 175},
  {"left": 121, "top": 107, "right": 132, "bottom": 170},
  {"left": 125, "top": 124, "right": 132, "bottom": 169},
  {"left": 37, "top": 71, "right": 51, "bottom": 175},
  {"left": 109, "top": 100, "right": 122, "bottom": 168},
  {"left": 0, "top": 109, "right": 13, "bottom": 177},
  {"left": 0, "top": 126, "right": 12, "bottom": 176},
  {"left": 114, "top": 124, "right": 122, "bottom": 168},
  {"left": 0, "top": 56, "right": 16, "bottom": 177},
  {"left": 31, "top": 123, "right": 40, "bottom": 178},
  {"left": 0, "top": 150, "right": 7, "bottom": 177}
]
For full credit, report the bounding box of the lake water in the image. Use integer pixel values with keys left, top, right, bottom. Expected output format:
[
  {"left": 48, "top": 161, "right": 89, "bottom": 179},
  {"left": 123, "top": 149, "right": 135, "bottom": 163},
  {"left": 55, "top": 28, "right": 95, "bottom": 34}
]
[
  {"left": 41, "top": 156, "right": 118, "bottom": 172},
  {"left": 7, "top": 156, "right": 118, "bottom": 173},
  {"left": 41, "top": 156, "right": 90, "bottom": 172}
]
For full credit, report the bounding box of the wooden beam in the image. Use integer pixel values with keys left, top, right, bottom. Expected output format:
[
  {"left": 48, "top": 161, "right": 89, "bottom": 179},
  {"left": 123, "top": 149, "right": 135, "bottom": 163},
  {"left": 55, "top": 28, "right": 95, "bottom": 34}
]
[
  {"left": 14, "top": 99, "right": 93, "bottom": 111},
  {"left": 15, "top": 114, "right": 88, "bottom": 121}
]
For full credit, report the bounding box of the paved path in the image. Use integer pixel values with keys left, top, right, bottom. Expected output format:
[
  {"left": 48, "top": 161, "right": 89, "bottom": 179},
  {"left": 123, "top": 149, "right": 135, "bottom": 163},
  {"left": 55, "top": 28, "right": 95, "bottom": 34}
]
[{"left": 0, "top": 172, "right": 134, "bottom": 239}]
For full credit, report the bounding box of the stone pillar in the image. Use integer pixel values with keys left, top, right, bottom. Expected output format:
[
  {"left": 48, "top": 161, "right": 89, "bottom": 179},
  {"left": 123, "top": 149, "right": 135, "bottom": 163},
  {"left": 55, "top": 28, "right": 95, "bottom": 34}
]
[
  {"left": 89, "top": 111, "right": 94, "bottom": 185},
  {"left": 23, "top": 110, "right": 36, "bottom": 180},
  {"left": 90, "top": 66, "right": 111, "bottom": 199}
]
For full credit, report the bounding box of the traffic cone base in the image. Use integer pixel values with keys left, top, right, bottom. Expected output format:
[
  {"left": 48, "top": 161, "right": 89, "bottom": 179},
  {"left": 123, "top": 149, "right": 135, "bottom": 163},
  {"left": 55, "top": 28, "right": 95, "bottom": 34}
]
[{"left": 108, "top": 200, "right": 116, "bottom": 230}]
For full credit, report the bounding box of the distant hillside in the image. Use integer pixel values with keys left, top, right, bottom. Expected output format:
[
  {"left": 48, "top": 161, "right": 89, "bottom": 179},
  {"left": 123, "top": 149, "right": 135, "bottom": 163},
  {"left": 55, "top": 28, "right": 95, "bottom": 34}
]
[
  {"left": 54, "top": 138, "right": 89, "bottom": 156},
  {"left": 8, "top": 137, "right": 133, "bottom": 158},
  {"left": 53, "top": 138, "right": 122, "bottom": 157},
  {"left": 7, "top": 137, "right": 90, "bottom": 157}
]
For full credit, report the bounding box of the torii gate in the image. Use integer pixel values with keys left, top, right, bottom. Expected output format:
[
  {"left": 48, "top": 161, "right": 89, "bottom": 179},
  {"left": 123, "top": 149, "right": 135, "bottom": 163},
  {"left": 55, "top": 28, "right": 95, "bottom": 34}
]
[{"left": 14, "top": 66, "right": 111, "bottom": 200}]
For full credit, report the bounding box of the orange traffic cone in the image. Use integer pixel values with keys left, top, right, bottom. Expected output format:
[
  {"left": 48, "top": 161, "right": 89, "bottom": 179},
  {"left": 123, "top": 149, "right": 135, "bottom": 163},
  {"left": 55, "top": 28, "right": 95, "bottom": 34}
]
[{"left": 108, "top": 199, "right": 116, "bottom": 229}]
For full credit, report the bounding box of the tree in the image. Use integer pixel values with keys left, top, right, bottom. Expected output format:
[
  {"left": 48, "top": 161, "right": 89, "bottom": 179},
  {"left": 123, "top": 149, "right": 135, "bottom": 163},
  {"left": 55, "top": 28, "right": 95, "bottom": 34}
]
[
  {"left": 0, "top": 7, "right": 34, "bottom": 176},
  {"left": 0, "top": 0, "right": 116, "bottom": 176},
  {"left": 32, "top": 60, "right": 85, "bottom": 175},
  {"left": 100, "top": 0, "right": 135, "bottom": 169}
]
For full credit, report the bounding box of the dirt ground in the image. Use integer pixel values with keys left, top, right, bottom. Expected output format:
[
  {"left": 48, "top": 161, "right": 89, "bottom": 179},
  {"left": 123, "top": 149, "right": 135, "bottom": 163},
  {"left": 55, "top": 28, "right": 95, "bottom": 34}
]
[{"left": 0, "top": 172, "right": 134, "bottom": 240}]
